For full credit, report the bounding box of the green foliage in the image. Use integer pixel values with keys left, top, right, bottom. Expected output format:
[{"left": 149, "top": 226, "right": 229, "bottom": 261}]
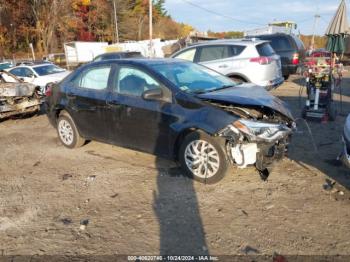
[
  {"left": 0, "top": 0, "right": 190, "bottom": 56},
  {"left": 153, "top": 0, "right": 167, "bottom": 17}
]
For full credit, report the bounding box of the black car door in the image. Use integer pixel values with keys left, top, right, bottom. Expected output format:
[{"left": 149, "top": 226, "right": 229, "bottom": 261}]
[
  {"left": 66, "top": 64, "right": 113, "bottom": 141},
  {"left": 106, "top": 65, "right": 176, "bottom": 157}
]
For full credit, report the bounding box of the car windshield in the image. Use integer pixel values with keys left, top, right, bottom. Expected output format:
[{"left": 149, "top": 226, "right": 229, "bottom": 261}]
[
  {"left": 150, "top": 62, "right": 236, "bottom": 94},
  {"left": 33, "top": 64, "right": 65, "bottom": 76}
]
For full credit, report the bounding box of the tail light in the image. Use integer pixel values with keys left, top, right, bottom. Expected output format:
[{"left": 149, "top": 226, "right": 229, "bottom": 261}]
[
  {"left": 45, "top": 83, "right": 53, "bottom": 97},
  {"left": 249, "top": 56, "right": 272, "bottom": 65},
  {"left": 292, "top": 53, "right": 299, "bottom": 65}
]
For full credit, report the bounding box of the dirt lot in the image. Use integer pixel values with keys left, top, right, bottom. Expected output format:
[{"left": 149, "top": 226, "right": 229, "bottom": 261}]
[{"left": 0, "top": 73, "right": 350, "bottom": 258}]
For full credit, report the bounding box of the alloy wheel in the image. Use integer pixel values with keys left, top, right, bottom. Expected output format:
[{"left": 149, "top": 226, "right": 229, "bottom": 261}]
[
  {"left": 58, "top": 119, "right": 74, "bottom": 146},
  {"left": 184, "top": 140, "right": 220, "bottom": 179}
]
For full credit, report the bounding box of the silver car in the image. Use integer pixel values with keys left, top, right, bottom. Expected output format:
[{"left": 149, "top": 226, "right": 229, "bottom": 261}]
[{"left": 171, "top": 39, "right": 284, "bottom": 89}]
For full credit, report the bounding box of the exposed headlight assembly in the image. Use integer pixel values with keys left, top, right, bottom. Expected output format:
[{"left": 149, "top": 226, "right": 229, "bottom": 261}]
[{"left": 233, "top": 119, "right": 291, "bottom": 142}]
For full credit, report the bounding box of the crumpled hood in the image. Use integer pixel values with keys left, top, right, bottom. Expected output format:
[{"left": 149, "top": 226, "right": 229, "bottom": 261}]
[
  {"left": 0, "top": 82, "right": 37, "bottom": 97},
  {"left": 196, "top": 83, "right": 294, "bottom": 120}
]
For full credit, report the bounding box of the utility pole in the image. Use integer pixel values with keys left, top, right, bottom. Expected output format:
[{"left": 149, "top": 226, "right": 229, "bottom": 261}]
[
  {"left": 311, "top": 14, "right": 320, "bottom": 50},
  {"left": 149, "top": 0, "right": 153, "bottom": 57},
  {"left": 113, "top": 0, "right": 119, "bottom": 43}
]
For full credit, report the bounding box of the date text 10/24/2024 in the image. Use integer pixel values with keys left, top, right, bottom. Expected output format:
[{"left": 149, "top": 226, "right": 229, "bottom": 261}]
[{"left": 127, "top": 256, "right": 219, "bottom": 261}]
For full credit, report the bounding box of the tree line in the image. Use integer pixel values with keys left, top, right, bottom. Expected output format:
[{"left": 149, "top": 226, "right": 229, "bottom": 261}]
[{"left": 0, "top": 0, "right": 194, "bottom": 57}]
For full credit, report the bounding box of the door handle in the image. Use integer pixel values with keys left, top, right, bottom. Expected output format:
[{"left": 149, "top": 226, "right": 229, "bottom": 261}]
[
  {"left": 107, "top": 100, "right": 123, "bottom": 108},
  {"left": 219, "top": 64, "right": 229, "bottom": 68}
]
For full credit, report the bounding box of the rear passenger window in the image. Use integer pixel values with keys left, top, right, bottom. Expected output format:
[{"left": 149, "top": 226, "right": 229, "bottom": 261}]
[
  {"left": 293, "top": 36, "right": 305, "bottom": 50},
  {"left": 256, "top": 43, "right": 276, "bottom": 56},
  {"left": 198, "top": 46, "right": 231, "bottom": 62},
  {"left": 231, "top": 45, "right": 245, "bottom": 56},
  {"left": 175, "top": 48, "right": 196, "bottom": 62},
  {"left": 268, "top": 37, "right": 292, "bottom": 51},
  {"left": 79, "top": 66, "right": 111, "bottom": 90}
]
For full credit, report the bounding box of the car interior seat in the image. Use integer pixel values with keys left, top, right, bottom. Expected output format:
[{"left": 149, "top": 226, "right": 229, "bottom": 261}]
[{"left": 119, "top": 75, "right": 146, "bottom": 96}]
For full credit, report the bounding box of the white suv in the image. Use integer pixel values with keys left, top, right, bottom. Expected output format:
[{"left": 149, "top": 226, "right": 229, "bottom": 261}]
[
  {"left": 171, "top": 39, "right": 284, "bottom": 89},
  {"left": 6, "top": 63, "right": 71, "bottom": 94}
]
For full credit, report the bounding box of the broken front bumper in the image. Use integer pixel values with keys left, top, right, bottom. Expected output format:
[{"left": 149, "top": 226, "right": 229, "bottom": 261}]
[
  {"left": 219, "top": 125, "right": 291, "bottom": 172},
  {"left": 228, "top": 138, "right": 288, "bottom": 171}
]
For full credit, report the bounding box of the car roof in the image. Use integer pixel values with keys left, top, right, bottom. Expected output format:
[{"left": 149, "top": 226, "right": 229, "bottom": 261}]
[
  {"left": 13, "top": 63, "right": 52, "bottom": 68},
  {"left": 89, "top": 58, "right": 189, "bottom": 67},
  {"left": 30, "top": 63, "right": 53, "bottom": 68},
  {"left": 186, "top": 39, "right": 268, "bottom": 47},
  {"left": 98, "top": 51, "right": 141, "bottom": 55},
  {"left": 253, "top": 33, "right": 294, "bottom": 38}
]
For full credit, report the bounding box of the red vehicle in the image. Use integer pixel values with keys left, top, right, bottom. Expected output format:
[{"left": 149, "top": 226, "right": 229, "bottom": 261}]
[{"left": 304, "top": 49, "right": 332, "bottom": 67}]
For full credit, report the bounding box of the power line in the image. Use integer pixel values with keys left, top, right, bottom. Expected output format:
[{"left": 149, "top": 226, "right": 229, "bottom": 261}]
[
  {"left": 180, "top": 0, "right": 265, "bottom": 26},
  {"left": 296, "top": 17, "right": 315, "bottom": 24}
]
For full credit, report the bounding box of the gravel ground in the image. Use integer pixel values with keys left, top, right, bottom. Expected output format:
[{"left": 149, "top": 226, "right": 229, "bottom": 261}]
[{"left": 0, "top": 73, "right": 349, "bottom": 259}]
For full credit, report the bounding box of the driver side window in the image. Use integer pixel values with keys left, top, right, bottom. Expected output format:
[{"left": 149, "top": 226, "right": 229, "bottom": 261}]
[
  {"left": 10, "top": 68, "right": 25, "bottom": 77},
  {"left": 116, "top": 67, "right": 160, "bottom": 97}
]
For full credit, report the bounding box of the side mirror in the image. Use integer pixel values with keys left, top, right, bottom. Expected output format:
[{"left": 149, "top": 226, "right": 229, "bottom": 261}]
[
  {"left": 142, "top": 88, "right": 163, "bottom": 101},
  {"left": 28, "top": 73, "right": 35, "bottom": 78}
]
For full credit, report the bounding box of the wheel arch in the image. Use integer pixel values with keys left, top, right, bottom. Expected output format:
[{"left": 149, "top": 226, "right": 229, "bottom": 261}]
[
  {"left": 172, "top": 128, "right": 227, "bottom": 160},
  {"left": 173, "top": 128, "right": 202, "bottom": 160},
  {"left": 227, "top": 73, "right": 249, "bottom": 82}
]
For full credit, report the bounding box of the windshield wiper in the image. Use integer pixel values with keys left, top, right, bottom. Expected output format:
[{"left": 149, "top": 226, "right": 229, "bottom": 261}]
[{"left": 205, "top": 85, "right": 235, "bottom": 93}]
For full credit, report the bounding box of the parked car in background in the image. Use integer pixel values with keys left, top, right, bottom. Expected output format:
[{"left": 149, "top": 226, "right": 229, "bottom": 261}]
[
  {"left": 171, "top": 39, "right": 284, "bottom": 90},
  {"left": 46, "top": 58, "right": 294, "bottom": 184},
  {"left": 341, "top": 114, "right": 350, "bottom": 168},
  {"left": 309, "top": 48, "right": 331, "bottom": 58},
  {"left": 0, "top": 62, "right": 13, "bottom": 70},
  {"left": 0, "top": 71, "right": 42, "bottom": 119},
  {"left": 253, "top": 33, "right": 306, "bottom": 79},
  {"left": 93, "top": 51, "right": 143, "bottom": 62},
  {"left": 6, "top": 63, "right": 71, "bottom": 94}
]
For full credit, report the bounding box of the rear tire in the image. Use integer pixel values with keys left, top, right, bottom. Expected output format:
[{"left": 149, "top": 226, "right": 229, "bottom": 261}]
[
  {"left": 328, "top": 102, "right": 337, "bottom": 121},
  {"left": 229, "top": 76, "right": 246, "bottom": 84},
  {"left": 57, "top": 112, "right": 85, "bottom": 149},
  {"left": 178, "top": 131, "right": 228, "bottom": 184}
]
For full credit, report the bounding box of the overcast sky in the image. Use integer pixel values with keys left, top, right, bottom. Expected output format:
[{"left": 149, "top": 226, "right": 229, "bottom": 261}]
[{"left": 164, "top": 0, "right": 343, "bottom": 35}]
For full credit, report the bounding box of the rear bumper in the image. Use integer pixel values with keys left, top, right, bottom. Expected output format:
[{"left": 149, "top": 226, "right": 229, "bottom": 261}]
[
  {"left": 257, "top": 76, "right": 284, "bottom": 91},
  {"left": 282, "top": 64, "right": 298, "bottom": 76},
  {"left": 45, "top": 102, "right": 57, "bottom": 127}
]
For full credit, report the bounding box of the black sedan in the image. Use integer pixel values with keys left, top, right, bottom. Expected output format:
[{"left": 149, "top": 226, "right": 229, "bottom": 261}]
[{"left": 46, "top": 59, "right": 294, "bottom": 183}]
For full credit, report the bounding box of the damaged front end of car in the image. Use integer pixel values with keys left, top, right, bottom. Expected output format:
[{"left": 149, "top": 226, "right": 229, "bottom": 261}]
[
  {"left": 213, "top": 102, "right": 295, "bottom": 179},
  {"left": 0, "top": 83, "right": 42, "bottom": 119}
]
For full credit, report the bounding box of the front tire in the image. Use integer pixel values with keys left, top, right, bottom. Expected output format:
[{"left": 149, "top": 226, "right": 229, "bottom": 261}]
[
  {"left": 178, "top": 131, "right": 228, "bottom": 184},
  {"left": 57, "top": 113, "right": 85, "bottom": 148}
]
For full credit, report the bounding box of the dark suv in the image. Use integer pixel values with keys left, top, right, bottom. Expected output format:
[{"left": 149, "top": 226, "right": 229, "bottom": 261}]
[{"left": 255, "top": 33, "right": 305, "bottom": 79}]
